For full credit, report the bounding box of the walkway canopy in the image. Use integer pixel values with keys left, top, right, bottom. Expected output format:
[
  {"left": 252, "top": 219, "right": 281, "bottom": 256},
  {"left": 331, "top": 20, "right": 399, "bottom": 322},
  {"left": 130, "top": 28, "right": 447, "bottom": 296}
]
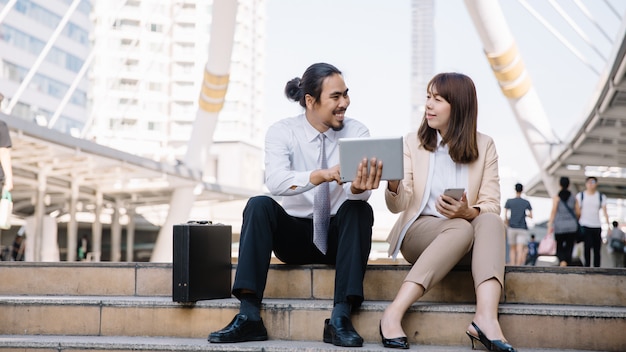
[
  {"left": 525, "top": 23, "right": 626, "bottom": 199},
  {"left": 0, "top": 112, "right": 254, "bottom": 222}
]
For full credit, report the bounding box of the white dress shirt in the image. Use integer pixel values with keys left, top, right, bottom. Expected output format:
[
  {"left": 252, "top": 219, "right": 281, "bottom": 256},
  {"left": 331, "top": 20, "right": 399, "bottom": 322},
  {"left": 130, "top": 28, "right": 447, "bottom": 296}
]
[
  {"left": 420, "top": 133, "right": 468, "bottom": 217},
  {"left": 264, "top": 114, "right": 371, "bottom": 218}
]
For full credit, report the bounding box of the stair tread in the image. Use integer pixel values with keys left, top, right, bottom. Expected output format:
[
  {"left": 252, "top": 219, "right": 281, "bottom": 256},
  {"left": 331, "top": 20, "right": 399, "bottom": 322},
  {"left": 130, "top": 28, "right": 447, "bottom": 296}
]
[
  {"left": 2, "top": 295, "right": 624, "bottom": 317},
  {"left": 0, "top": 334, "right": 601, "bottom": 352},
  {"left": 1, "top": 264, "right": 624, "bottom": 351}
]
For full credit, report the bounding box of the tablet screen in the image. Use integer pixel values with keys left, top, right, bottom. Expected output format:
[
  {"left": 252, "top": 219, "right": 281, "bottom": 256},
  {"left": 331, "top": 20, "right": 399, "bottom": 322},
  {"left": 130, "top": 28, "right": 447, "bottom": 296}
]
[{"left": 338, "top": 136, "right": 404, "bottom": 182}]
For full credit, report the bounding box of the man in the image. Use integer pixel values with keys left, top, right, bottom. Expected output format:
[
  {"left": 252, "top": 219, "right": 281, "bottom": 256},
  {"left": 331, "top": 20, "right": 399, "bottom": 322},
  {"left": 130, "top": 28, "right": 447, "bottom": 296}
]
[
  {"left": 525, "top": 234, "right": 538, "bottom": 266},
  {"left": 577, "top": 176, "right": 610, "bottom": 267},
  {"left": 208, "top": 63, "right": 382, "bottom": 347},
  {"left": 11, "top": 231, "right": 25, "bottom": 261},
  {"left": 504, "top": 183, "right": 532, "bottom": 266}
]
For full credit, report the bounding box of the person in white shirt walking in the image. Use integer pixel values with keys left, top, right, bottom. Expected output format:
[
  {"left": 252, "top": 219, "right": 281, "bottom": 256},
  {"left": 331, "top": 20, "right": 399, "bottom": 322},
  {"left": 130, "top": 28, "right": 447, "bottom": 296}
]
[{"left": 576, "top": 176, "right": 610, "bottom": 267}]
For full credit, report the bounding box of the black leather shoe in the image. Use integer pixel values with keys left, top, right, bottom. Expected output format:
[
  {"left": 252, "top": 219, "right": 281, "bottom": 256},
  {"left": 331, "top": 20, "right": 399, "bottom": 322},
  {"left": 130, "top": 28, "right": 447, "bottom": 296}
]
[
  {"left": 323, "top": 317, "right": 364, "bottom": 347},
  {"left": 208, "top": 314, "right": 268, "bottom": 343}
]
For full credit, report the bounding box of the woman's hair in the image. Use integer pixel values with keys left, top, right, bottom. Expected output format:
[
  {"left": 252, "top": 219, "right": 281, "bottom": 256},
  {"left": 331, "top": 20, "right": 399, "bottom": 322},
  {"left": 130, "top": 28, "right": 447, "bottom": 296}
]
[
  {"left": 558, "top": 176, "right": 571, "bottom": 202},
  {"left": 284, "top": 63, "right": 342, "bottom": 108},
  {"left": 417, "top": 72, "right": 479, "bottom": 163}
]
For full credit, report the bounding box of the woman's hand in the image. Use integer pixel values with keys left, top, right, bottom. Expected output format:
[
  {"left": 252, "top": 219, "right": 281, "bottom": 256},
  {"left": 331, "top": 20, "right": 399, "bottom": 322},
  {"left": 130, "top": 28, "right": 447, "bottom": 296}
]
[
  {"left": 436, "top": 192, "right": 478, "bottom": 220},
  {"left": 387, "top": 180, "right": 400, "bottom": 193}
]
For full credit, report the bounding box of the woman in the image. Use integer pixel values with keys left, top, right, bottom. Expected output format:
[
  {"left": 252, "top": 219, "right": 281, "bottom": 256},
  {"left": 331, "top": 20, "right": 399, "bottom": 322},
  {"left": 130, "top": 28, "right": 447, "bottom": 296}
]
[
  {"left": 547, "top": 176, "right": 580, "bottom": 266},
  {"left": 380, "top": 73, "right": 515, "bottom": 351}
]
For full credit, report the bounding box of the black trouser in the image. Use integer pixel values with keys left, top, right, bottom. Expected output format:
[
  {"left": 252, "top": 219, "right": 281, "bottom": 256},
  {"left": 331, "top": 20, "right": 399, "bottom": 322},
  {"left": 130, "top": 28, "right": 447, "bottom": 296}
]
[
  {"left": 582, "top": 226, "right": 602, "bottom": 267},
  {"left": 524, "top": 254, "right": 538, "bottom": 266},
  {"left": 555, "top": 232, "right": 576, "bottom": 265},
  {"left": 232, "top": 196, "right": 373, "bottom": 308}
]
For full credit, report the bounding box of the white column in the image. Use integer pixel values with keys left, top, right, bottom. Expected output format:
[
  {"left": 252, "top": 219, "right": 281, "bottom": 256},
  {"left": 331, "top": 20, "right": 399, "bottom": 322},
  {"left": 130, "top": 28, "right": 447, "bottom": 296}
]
[
  {"left": 126, "top": 207, "right": 135, "bottom": 262},
  {"left": 91, "top": 190, "right": 103, "bottom": 262},
  {"left": 111, "top": 198, "right": 122, "bottom": 262},
  {"left": 25, "top": 215, "right": 59, "bottom": 262},
  {"left": 34, "top": 169, "right": 48, "bottom": 261},
  {"left": 150, "top": 0, "right": 239, "bottom": 262},
  {"left": 66, "top": 178, "right": 79, "bottom": 261},
  {"left": 464, "top": 0, "right": 561, "bottom": 196}
]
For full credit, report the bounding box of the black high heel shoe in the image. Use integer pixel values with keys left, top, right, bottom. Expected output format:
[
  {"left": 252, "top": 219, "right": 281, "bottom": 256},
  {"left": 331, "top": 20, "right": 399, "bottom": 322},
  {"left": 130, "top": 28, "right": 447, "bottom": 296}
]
[
  {"left": 465, "top": 321, "right": 516, "bottom": 352},
  {"left": 379, "top": 321, "right": 409, "bottom": 349}
]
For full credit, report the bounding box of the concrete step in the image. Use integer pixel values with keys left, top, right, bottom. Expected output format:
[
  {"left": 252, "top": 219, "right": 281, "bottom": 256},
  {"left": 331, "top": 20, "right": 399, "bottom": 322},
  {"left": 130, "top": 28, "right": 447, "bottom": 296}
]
[
  {"left": 0, "top": 296, "right": 624, "bottom": 351},
  {"left": 0, "top": 334, "right": 604, "bottom": 352},
  {"left": 0, "top": 262, "right": 625, "bottom": 307},
  {"left": 1, "top": 262, "right": 624, "bottom": 351}
]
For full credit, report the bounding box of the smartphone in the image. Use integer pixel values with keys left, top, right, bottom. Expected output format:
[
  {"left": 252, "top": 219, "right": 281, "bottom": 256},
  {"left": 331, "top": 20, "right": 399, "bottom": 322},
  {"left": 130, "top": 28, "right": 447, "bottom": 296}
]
[{"left": 443, "top": 188, "right": 465, "bottom": 201}]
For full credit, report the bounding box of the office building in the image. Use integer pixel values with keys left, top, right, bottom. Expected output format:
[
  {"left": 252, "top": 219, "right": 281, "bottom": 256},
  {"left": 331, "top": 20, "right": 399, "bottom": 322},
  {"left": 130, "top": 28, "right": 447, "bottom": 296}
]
[
  {"left": 88, "top": 0, "right": 266, "bottom": 189},
  {"left": 0, "top": 0, "right": 93, "bottom": 134},
  {"left": 411, "top": 0, "right": 434, "bottom": 131}
]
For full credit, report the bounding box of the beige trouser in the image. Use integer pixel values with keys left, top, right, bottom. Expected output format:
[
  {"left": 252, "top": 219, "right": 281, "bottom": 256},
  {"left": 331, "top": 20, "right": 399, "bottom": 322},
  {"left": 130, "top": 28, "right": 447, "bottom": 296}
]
[{"left": 400, "top": 212, "right": 505, "bottom": 292}]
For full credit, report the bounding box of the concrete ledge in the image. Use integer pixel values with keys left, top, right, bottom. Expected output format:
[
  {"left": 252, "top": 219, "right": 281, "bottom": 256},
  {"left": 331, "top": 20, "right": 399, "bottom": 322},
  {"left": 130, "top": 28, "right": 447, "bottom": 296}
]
[
  {"left": 1, "top": 262, "right": 624, "bottom": 305},
  {"left": 0, "top": 261, "right": 474, "bottom": 302},
  {"left": 0, "top": 295, "right": 625, "bottom": 350},
  {"left": 504, "top": 265, "right": 626, "bottom": 306}
]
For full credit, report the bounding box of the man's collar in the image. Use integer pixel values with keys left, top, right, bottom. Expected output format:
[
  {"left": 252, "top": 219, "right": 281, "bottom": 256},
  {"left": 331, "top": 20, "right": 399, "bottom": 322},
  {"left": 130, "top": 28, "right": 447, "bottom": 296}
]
[{"left": 303, "top": 116, "right": 336, "bottom": 143}]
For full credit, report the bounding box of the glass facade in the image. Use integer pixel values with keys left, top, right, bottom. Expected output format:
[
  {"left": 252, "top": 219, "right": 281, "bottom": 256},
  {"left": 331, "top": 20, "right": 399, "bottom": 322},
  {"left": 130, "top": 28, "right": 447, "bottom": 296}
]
[
  {"left": 0, "top": 0, "right": 93, "bottom": 133},
  {"left": 88, "top": 0, "right": 266, "bottom": 190}
]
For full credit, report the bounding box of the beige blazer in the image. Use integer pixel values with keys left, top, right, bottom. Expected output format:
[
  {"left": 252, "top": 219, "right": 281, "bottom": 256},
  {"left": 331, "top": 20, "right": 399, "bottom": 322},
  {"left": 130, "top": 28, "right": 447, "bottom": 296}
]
[{"left": 385, "top": 131, "right": 501, "bottom": 257}]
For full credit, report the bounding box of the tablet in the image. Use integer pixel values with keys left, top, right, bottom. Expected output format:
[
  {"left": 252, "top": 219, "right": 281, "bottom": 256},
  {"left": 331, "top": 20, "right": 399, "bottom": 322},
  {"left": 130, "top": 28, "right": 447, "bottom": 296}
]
[{"left": 338, "top": 136, "right": 404, "bottom": 182}]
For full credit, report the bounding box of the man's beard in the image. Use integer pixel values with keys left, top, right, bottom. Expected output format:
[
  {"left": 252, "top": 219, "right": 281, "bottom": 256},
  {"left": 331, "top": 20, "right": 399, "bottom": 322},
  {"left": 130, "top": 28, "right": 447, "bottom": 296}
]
[{"left": 331, "top": 121, "right": 344, "bottom": 132}]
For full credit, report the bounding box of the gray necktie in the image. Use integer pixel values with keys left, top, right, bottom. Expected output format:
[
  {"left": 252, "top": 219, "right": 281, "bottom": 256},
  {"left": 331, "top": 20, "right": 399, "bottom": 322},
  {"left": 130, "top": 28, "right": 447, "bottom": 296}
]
[{"left": 313, "top": 133, "right": 330, "bottom": 254}]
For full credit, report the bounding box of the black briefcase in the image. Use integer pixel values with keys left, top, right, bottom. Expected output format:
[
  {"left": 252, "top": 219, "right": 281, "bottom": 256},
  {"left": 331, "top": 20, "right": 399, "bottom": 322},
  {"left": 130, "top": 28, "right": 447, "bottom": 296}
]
[{"left": 172, "top": 221, "right": 232, "bottom": 302}]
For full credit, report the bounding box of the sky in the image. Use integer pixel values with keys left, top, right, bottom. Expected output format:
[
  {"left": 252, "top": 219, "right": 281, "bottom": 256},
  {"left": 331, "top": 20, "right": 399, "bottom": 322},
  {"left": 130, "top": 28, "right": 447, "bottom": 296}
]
[{"left": 261, "top": 0, "right": 626, "bottom": 233}]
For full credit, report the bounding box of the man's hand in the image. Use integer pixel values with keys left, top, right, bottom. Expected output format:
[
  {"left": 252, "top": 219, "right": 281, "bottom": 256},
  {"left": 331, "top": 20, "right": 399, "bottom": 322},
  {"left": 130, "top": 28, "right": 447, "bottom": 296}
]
[
  {"left": 323, "top": 164, "right": 341, "bottom": 183},
  {"left": 350, "top": 157, "right": 382, "bottom": 194},
  {"left": 306, "top": 165, "right": 341, "bottom": 189}
]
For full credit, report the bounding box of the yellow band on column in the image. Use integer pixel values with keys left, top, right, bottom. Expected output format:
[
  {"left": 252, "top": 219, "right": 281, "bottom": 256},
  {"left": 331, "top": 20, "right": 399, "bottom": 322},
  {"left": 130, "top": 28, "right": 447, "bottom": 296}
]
[
  {"left": 493, "top": 57, "right": 525, "bottom": 83},
  {"left": 198, "top": 97, "right": 225, "bottom": 113},
  {"left": 201, "top": 84, "right": 228, "bottom": 99},
  {"left": 501, "top": 75, "right": 531, "bottom": 99},
  {"left": 203, "top": 70, "right": 230, "bottom": 86},
  {"left": 486, "top": 44, "right": 518, "bottom": 68},
  {"left": 486, "top": 43, "right": 531, "bottom": 99},
  {"left": 200, "top": 70, "right": 230, "bottom": 113}
]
